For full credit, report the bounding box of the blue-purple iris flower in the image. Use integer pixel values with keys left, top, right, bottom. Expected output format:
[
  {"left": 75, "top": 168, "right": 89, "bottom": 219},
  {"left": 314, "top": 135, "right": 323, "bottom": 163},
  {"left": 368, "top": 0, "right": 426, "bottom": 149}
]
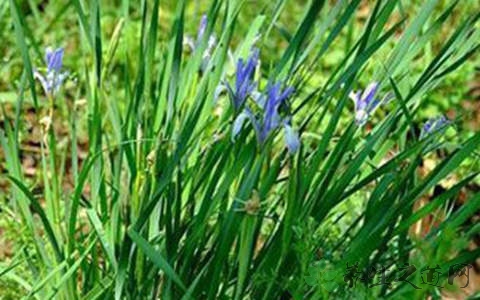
[
  {"left": 232, "top": 82, "right": 300, "bottom": 153},
  {"left": 420, "top": 115, "right": 450, "bottom": 139},
  {"left": 226, "top": 48, "right": 259, "bottom": 111},
  {"left": 34, "top": 47, "right": 68, "bottom": 96},
  {"left": 349, "top": 82, "right": 392, "bottom": 126},
  {"left": 184, "top": 14, "right": 217, "bottom": 71},
  {"left": 197, "top": 14, "right": 208, "bottom": 42}
]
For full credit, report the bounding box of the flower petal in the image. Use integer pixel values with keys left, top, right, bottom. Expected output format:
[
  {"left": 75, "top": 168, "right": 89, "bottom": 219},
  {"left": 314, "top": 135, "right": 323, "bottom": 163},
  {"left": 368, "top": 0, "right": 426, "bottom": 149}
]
[
  {"left": 366, "top": 98, "right": 380, "bottom": 114},
  {"left": 183, "top": 36, "right": 196, "bottom": 52},
  {"left": 251, "top": 90, "right": 265, "bottom": 108},
  {"left": 197, "top": 14, "right": 208, "bottom": 42},
  {"left": 232, "top": 112, "right": 249, "bottom": 141},
  {"left": 355, "top": 109, "right": 368, "bottom": 127},
  {"left": 420, "top": 115, "right": 451, "bottom": 139},
  {"left": 53, "top": 72, "right": 68, "bottom": 93},
  {"left": 45, "top": 47, "right": 53, "bottom": 66},
  {"left": 47, "top": 48, "right": 64, "bottom": 73},
  {"left": 34, "top": 70, "right": 50, "bottom": 95},
  {"left": 213, "top": 84, "right": 226, "bottom": 104},
  {"left": 361, "top": 82, "right": 379, "bottom": 106},
  {"left": 349, "top": 90, "right": 362, "bottom": 109},
  {"left": 284, "top": 123, "right": 300, "bottom": 154},
  {"left": 278, "top": 86, "right": 295, "bottom": 105}
]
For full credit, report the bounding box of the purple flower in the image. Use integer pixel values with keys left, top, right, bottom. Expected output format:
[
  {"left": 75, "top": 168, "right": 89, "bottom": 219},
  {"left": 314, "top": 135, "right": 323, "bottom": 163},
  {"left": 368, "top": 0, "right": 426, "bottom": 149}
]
[
  {"left": 34, "top": 47, "right": 68, "bottom": 96},
  {"left": 196, "top": 14, "right": 208, "bottom": 42},
  {"left": 420, "top": 115, "right": 450, "bottom": 139},
  {"left": 349, "top": 82, "right": 392, "bottom": 126},
  {"left": 226, "top": 48, "right": 259, "bottom": 111},
  {"left": 184, "top": 14, "right": 217, "bottom": 71},
  {"left": 232, "top": 82, "right": 300, "bottom": 153}
]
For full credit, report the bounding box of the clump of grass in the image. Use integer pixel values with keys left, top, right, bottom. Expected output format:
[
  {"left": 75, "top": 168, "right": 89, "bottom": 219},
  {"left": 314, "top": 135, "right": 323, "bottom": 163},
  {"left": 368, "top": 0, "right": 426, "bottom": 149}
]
[{"left": 1, "top": 0, "right": 479, "bottom": 299}]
